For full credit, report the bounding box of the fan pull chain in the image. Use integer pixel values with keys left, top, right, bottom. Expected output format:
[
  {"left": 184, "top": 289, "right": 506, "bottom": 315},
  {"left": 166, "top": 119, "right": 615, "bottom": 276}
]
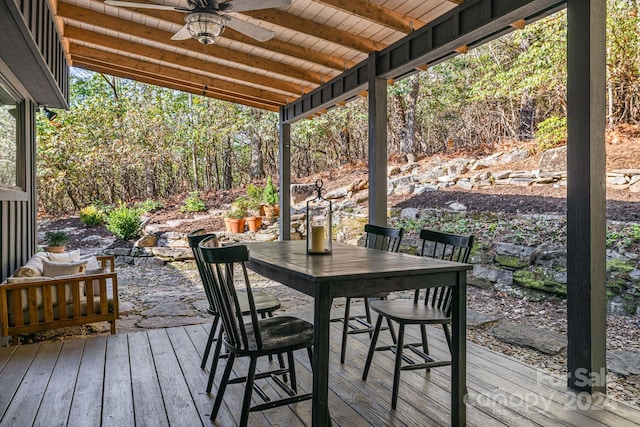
[{"left": 203, "top": 44, "right": 208, "bottom": 96}]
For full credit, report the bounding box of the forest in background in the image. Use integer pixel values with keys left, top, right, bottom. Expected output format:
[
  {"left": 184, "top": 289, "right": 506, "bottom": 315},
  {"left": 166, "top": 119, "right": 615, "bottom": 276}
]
[{"left": 34, "top": 1, "right": 640, "bottom": 214}]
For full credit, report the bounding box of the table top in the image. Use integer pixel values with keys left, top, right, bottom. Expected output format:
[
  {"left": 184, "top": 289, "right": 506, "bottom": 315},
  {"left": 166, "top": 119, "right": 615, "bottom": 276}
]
[{"left": 244, "top": 240, "right": 471, "bottom": 297}]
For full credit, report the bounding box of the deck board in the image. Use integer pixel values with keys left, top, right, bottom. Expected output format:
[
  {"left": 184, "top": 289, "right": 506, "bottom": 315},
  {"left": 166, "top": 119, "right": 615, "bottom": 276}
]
[
  {"left": 0, "top": 303, "right": 639, "bottom": 426},
  {"left": 67, "top": 335, "right": 107, "bottom": 426},
  {"left": 34, "top": 339, "right": 85, "bottom": 427}
]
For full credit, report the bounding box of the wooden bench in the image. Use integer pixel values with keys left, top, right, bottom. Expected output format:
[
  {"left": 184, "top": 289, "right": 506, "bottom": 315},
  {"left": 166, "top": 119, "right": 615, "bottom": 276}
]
[{"left": 0, "top": 255, "right": 119, "bottom": 344}]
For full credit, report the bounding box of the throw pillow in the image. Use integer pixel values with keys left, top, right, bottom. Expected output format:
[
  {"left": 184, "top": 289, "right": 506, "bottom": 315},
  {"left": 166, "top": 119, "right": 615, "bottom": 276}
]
[
  {"left": 79, "top": 254, "right": 101, "bottom": 270},
  {"left": 13, "top": 252, "right": 49, "bottom": 277},
  {"left": 46, "top": 249, "right": 81, "bottom": 263},
  {"left": 42, "top": 260, "right": 88, "bottom": 277}
]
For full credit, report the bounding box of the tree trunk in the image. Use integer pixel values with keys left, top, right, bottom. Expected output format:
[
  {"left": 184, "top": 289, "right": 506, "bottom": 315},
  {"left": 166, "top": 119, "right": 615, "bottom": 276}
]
[
  {"left": 518, "top": 93, "right": 535, "bottom": 140},
  {"left": 400, "top": 74, "right": 420, "bottom": 162},
  {"left": 222, "top": 137, "right": 233, "bottom": 190},
  {"left": 249, "top": 134, "right": 264, "bottom": 180}
]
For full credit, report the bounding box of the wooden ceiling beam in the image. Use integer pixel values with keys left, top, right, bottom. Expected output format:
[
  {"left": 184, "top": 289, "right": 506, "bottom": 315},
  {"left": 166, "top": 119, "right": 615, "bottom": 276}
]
[
  {"left": 57, "top": 3, "right": 328, "bottom": 85},
  {"left": 95, "top": 4, "right": 355, "bottom": 71},
  {"left": 244, "top": 9, "right": 387, "bottom": 52},
  {"left": 68, "top": 45, "right": 291, "bottom": 105},
  {"left": 63, "top": 27, "right": 310, "bottom": 96},
  {"left": 315, "top": 0, "right": 425, "bottom": 33},
  {"left": 71, "top": 57, "right": 280, "bottom": 111}
]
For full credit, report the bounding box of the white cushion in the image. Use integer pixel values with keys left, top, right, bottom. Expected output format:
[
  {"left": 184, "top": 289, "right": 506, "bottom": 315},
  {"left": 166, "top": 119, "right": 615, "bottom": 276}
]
[
  {"left": 47, "top": 250, "right": 80, "bottom": 263},
  {"left": 80, "top": 255, "right": 100, "bottom": 270},
  {"left": 42, "top": 260, "right": 87, "bottom": 277}
]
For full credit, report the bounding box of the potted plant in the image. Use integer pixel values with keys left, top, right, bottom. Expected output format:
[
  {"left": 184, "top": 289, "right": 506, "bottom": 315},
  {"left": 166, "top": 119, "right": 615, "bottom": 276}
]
[
  {"left": 44, "top": 230, "right": 70, "bottom": 253},
  {"left": 262, "top": 176, "right": 280, "bottom": 218},
  {"left": 244, "top": 185, "right": 264, "bottom": 232},
  {"left": 226, "top": 208, "right": 247, "bottom": 233}
]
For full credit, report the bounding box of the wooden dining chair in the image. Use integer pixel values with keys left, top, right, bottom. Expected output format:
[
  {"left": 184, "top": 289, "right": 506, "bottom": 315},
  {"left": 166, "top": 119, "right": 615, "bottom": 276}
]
[
  {"left": 198, "top": 239, "right": 314, "bottom": 427},
  {"left": 331, "top": 224, "right": 404, "bottom": 364},
  {"left": 187, "top": 229, "right": 282, "bottom": 393},
  {"left": 361, "top": 229, "right": 474, "bottom": 409}
]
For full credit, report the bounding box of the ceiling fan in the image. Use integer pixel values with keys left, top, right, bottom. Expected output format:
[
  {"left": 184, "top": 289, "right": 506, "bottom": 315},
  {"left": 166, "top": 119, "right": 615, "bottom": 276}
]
[{"left": 104, "top": 0, "right": 291, "bottom": 45}]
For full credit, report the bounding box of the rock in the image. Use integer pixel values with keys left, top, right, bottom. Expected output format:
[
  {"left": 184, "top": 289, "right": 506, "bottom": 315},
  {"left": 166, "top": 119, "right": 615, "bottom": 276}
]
[
  {"left": 492, "top": 322, "right": 567, "bottom": 355},
  {"left": 445, "top": 159, "right": 469, "bottom": 175},
  {"left": 629, "top": 175, "right": 640, "bottom": 186},
  {"left": 389, "top": 175, "right": 414, "bottom": 187},
  {"left": 493, "top": 170, "right": 512, "bottom": 180},
  {"left": 611, "top": 169, "right": 640, "bottom": 176},
  {"left": 447, "top": 202, "right": 467, "bottom": 211},
  {"left": 456, "top": 179, "right": 473, "bottom": 190},
  {"left": 437, "top": 174, "right": 457, "bottom": 183},
  {"left": 394, "top": 183, "right": 415, "bottom": 195},
  {"left": 413, "top": 184, "right": 440, "bottom": 194},
  {"left": 105, "top": 248, "right": 132, "bottom": 257},
  {"left": 501, "top": 149, "right": 530, "bottom": 163},
  {"left": 355, "top": 192, "right": 369, "bottom": 203},
  {"left": 118, "top": 301, "right": 136, "bottom": 314},
  {"left": 290, "top": 183, "right": 317, "bottom": 204},
  {"left": 388, "top": 166, "right": 401, "bottom": 176},
  {"left": 400, "top": 163, "right": 419, "bottom": 173},
  {"left": 494, "top": 242, "right": 537, "bottom": 259},
  {"left": 467, "top": 310, "right": 500, "bottom": 328},
  {"left": 150, "top": 247, "right": 193, "bottom": 261},
  {"left": 134, "top": 235, "right": 157, "bottom": 247},
  {"left": 400, "top": 208, "right": 421, "bottom": 220},
  {"left": 607, "top": 350, "right": 640, "bottom": 376},
  {"left": 348, "top": 179, "right": 368, "bottom": 193},
  {"left": 538, "top": 146, "right": 567, "bottom": 172},
  {"left": 471, "top": 171, "right": 491, "bottom": 182},
  {"left": 141, "top": 301, "right": 198, "bottom": 317},
  {"left": 325, "top": 186, "right": 350, "bottom": 199},
  {"left": 511, "top": 178, "right": 533, "bottom": 186},
  {"left": 415, "top": 169, "right": 446, "bottom": 182},
  {"left": 474, "top": 152, "right": 503, "bottom": 169},
  {"left": 131, "top": 247, "right": 154, "bottom": 257},
  {"left": 509, "top": 171, "right": 536, "bottom": 179},
  {"left": 472, "top": 265, "right": 514, "bottom": 285},
  {"left": 116, "top": 256, "right": 135, "bottom": 265},
  {"left": 607, "top": 176, "right": 629, "bottom": 186}
]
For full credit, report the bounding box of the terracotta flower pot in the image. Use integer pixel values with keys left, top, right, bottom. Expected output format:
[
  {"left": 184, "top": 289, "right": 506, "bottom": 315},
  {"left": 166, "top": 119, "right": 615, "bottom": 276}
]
[
  {"left": 227, "top": 218, "right": 246, "bottom": 233},
  {"left": 44, "top": 246, "right": 65, "bottom": 253},
  {"left": 223, "top": 217, "right": 232, "bottom": 232},
  {"left": 246, "top": 216, "right": 263, "bottom": 232},
  {"left": 263, "top": 205, "right": 280, "bottom": 218}
]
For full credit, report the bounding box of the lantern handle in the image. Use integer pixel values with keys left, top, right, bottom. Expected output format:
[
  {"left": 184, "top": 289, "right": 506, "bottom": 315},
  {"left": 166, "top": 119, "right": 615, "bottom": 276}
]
[{"left": 315, "top": 179, "right": 324, "bottom": 197}]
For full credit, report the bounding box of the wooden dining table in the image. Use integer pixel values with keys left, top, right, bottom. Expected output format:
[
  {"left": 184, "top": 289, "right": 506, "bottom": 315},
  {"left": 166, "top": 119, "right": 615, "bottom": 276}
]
[{"left": 244, "top": 240, "right": 472, "bottom": 426}]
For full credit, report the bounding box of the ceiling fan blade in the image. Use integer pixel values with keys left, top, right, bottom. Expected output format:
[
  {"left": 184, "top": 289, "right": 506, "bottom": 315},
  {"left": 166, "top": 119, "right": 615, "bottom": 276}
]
[
  {"left": 171, "top": 23, "right": 192, "bottom": 40},
  {"left": 104, "top": 0, "right": 186, "bottom": 11},
  {"left": 224, "top": 0, "right": 291, "bottom": 13},
  {"left": 226, "top": 16, "right": 275, "bottom": 41}
]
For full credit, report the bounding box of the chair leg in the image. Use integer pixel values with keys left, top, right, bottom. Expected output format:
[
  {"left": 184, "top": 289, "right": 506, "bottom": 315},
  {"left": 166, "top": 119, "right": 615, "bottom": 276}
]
[
  {"left": 307, "top": 347, "right": 313, "bottom": 366},
  {"left": 207, "top": 326, "right": 225, "bottom": 393},
  {"left": 362, "top": 315, "right": 384, "bottom": 381},
  {"left": 277, "top": 352, "right": 288, "bottom": 383},
  {"left": 443, "top": 324, "right": 452, "bottom": 352},
  {"left": 340, "top": 297, "right": 352, "bottom": 364},
  {"left": 287, "top": 351, "right": 298, "bottom": 393},
  {"left": 211, "top": 353, "right": 236, "bottom": 422},
  {"left": 264, "top": 312, "right": 273, "bottom": 362},
  {"left": 420, "top": 324, "right": 429, "bottom": 356},
  {"left": 201, "top": 315, "right": 220, "bottom": 369},
  {"left": 240, "top": 356, "right": 257, "bottom": 427},
  {"left": 391, "top": 324, "right": 405, "bottom": 410},
  {"left": 364, "top": 298, "right": 373, "bottom": 335},
  {"left": 386, "top": 315, "right": 397, "bottom": 344}
]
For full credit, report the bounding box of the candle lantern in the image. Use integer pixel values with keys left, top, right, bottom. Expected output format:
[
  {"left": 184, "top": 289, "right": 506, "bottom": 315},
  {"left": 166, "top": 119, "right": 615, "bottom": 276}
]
[{"left": 306, "top": 179, "right": 332, "bottom": 255}]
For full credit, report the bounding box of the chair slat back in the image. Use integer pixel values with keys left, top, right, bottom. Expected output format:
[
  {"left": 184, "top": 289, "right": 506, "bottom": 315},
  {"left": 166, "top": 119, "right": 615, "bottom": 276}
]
[
  {"left": 187, "top": 229, "right": 218, "bottom": 313},
  {"left": 199, "top": 240, "right": 262, "bottom": 352},
  {"left": 417, "top": 229, "right": 474, "bottom": 315},
  {"left": 363, "top": 224, "right": 404, "bottom": 253}
]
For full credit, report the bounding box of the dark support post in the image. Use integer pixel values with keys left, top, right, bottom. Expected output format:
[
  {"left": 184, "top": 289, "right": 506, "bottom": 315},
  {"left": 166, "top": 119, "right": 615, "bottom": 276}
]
[
  {"left": 566, "top": 0, "right": 606, "bottom": 392},
  {"left": 279, "top": 107, "right": 291, "bottom": 240},
  {"left": 368, "top": 52, "right": 387, "bottom": 226}
]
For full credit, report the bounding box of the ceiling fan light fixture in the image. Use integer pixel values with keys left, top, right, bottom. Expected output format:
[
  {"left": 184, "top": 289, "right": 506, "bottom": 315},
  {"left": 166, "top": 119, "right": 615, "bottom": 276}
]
[{"left": 186, "top": 13, "right": 225, "bottom": 45}]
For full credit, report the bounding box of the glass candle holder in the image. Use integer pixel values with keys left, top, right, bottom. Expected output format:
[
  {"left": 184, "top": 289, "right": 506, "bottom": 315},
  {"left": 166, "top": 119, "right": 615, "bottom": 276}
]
[{"left": 306, "top": 179, "right": 332, "bottom": 255}]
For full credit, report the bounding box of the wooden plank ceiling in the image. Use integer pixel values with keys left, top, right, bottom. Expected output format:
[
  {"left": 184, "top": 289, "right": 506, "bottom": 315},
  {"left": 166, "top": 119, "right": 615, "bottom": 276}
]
[{"left": 50, "top": 0, "right": 459, "bottom": 111}]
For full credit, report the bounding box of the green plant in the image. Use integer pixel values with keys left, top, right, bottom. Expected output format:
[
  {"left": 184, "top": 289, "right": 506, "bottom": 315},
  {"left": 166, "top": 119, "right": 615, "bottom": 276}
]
[
  {"left": 135, "top": 198, "right": 164, "bottom": 214},
  {"left": 107, "top": 204, "right": 143, "bottom": 240},
  {"left": 79, "top": 205, "right": 106, "bottom": 227},
  {"left": 226, "top": 208, "right": 247, "bottom": 219},
  {"left": 535, "top": 116, "right": 567, "bottom": 152},
  {"left": 262, "top": 176, "right": 279, "bottom": 206},
  {"left": 45, "top": 230, "right": 69, "bottom": 246},
  {"left": 247, "top": 183, "right": 264, "bottom": 207},
  {"left": 180, "top": 191, "right": 207, "bottom": 213}
]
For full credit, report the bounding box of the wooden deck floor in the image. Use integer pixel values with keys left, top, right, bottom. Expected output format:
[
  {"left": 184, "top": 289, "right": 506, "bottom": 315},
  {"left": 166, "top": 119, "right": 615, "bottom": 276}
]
[{"left": 1, "top": 307, "right": 639, "bottom": 427}]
